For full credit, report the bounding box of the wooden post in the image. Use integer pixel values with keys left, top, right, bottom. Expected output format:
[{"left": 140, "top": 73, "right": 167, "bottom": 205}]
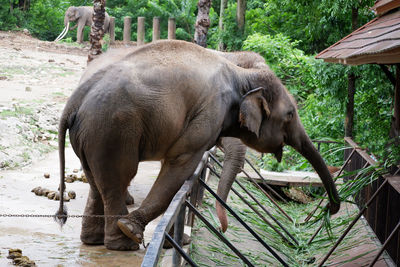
[
  {"left": 152, "top": 17, "right": 160, "bottom": 41},
  {"left": 168, "top": 18, "right": 176, "bottom": 40},
  {"left": 123, "top": 16, "right": 132, "bottom": 45},
  {"left": 109, "top": 17, "right": 115, "bottom": 44},
  {"left": 137, "top": 16, "right": 145, "bottom": 46}
]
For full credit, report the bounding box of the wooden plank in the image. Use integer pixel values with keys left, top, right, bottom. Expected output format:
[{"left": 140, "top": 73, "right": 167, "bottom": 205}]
[
  {"left": 241, "top": 170, "right": 324, "bottom": 187},
  {"left": 387, "top": 175, "right": 400, "bottom": 193},
  {"left": 345, "top": 137, "right": 378, "bottom": 165}
]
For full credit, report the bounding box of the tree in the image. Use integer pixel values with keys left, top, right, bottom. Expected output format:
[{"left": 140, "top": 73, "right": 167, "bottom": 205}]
[
  {"left": 194, "top": 0, "right": 211, "bottom": 47},
  {"left": 88, "top": 0, "right": 106, "bottom": 63},
  {"left": 217, "top": 0, "right": 227, "bottom": 50},
  {"left": 236, "top": 0, "right": 245, "bottom": 32}
]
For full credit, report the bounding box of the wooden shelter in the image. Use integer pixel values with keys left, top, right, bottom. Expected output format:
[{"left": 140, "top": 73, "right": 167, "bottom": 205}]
[
  {"left": 316, "top": 0, "right": 400, "bottom": 141},
  {"left": 316, "top": 1, "right": 400, "bottom": 265}
]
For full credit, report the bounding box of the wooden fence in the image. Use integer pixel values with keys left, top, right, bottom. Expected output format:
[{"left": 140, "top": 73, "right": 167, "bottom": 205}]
[
  {"left": 108, "top": 16, "right": 176, "bottom": 45},
  {"left": 344, "top": 137, "right": 400, "bottom": 265}
]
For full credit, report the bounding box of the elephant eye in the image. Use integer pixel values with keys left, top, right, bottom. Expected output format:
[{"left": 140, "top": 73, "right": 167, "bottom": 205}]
[{"left": 286, "top": 110, "right": 294, "bottom": 120}]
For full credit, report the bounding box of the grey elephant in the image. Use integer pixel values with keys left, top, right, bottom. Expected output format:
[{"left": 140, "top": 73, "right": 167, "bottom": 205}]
[
  {"left": 56, "top": 40, "right": 340, "bottom": 251},
  {"left": 207, "top": 49, "right": 270, "bottom": 232},
  {"left": 55, "top": 6, "right": 110, "bottom": 43}
]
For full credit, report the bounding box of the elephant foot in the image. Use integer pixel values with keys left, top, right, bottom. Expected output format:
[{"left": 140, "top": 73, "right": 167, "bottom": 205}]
[
  {"left": 105, "top": 237, "right": 140, "bottom": 251},
  {"left": 80, "top": 232, "right": 104, "bottom": 245},
  {"left": 117, "top": 217, "right": 145, "bottom": 244},
  {"left": 163, "top": 233, "right": 191, "bottom": 249},
  {"left": 125, "top": 192, "right": 135, "bottom": 205}
]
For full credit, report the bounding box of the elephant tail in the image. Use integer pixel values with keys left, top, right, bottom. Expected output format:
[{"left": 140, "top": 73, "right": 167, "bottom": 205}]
[{"left": 55, "top": 114, "right": 69, "bottom": 226}]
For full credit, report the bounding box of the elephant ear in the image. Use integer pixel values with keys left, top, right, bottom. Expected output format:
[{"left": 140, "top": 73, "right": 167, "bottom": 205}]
[{"left": 239, "top": 87, "right": 270, "bottom": 137}]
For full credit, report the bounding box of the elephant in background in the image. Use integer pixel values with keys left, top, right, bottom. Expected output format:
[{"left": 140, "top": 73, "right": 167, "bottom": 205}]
[
  {"left": 55, "top": 6, "right": 110, "bottom": 43},
  {"left": 56, "top": 40, "right": 340, "bottom": 251}
]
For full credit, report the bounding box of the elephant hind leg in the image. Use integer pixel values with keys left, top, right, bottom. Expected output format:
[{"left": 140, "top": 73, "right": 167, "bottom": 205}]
[
  {"left": 90, "top": 154, "right": 140, "bottom": 251},
  {"left": 80, "top": 169, "right": 105, "bottom": 245}
]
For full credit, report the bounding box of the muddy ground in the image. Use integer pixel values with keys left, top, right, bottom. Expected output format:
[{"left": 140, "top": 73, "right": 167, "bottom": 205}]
[{"left": 0, "top": 31, "right": 161, "bottom": 266}]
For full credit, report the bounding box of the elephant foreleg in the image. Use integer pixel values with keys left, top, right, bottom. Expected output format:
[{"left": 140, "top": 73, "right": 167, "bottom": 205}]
[
  {"left": 77, "top": 23, "right": 85, "bottom": 43},
  {"left": 118, "top": 151, "right": 205, "bottom": 244}
]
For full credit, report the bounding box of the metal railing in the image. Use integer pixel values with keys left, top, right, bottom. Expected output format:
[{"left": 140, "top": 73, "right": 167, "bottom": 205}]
[
  {"left": 142, "top": 148, "right": 293, "bottom": 266},
  {"left": 142, "top": 138, "right": 400, "bottom": 266}
]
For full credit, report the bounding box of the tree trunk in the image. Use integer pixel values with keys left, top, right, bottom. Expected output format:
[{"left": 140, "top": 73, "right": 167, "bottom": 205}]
[
  {"left": 88, "top": 0, "right": 106, "bottom": 63},
  {"left": 345, "top": 73, "right": 356, "bottom": 137},
  {"left": 218, "top": 0, "right": 227, "bottom": 51},
  {"left": 194, "top": 0, "right": 212, "bottom": 48},
  {"left": 236, "top": 0, "right": 246, "bottom": 32},
  {"left": 391, "top": 64, "right": 400, "bottom": 139},
  {"left": 345, "top": 7, "right": 358, "bottom": 137}
]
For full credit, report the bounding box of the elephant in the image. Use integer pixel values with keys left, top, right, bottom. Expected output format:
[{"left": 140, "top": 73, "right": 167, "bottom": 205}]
[
  {"left": 54, "top": 6, "right": 110, "bottom": 43},
  {"left": 56, "top": 40, "right": 340, "bottom": 251},
  {"left": 207, "top": 49, "right": 269, "bottom": 232}
]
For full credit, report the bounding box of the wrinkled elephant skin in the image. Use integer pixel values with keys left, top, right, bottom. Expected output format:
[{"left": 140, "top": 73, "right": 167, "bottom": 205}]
[{"left": 56, "top": 40, "right": 340, "bottom": 251}]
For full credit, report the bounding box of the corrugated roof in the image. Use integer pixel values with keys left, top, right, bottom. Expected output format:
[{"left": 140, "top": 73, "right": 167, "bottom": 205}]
[
  {"left": 373, "top": 0, "right": 400, "bottom": 15},
  {"left": 316, "top": 9, "right": 400, "bottom": 65}
]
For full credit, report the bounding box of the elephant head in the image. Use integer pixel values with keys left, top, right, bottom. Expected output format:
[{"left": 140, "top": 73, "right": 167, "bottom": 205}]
[
  {"left": 64, "top": 6, "right": 81, "bottom": 27},
  {"left": 216, "top": 70, "right": 340, "bottom": 232}
]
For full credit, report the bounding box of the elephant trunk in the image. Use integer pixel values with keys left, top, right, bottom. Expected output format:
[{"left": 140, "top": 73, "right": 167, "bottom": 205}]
[
  {"left": 294, "top": 131, "right": 340, "bottom": 214},
  {"left": 216, "top": 137, "right": 247, "bottom": 232}
]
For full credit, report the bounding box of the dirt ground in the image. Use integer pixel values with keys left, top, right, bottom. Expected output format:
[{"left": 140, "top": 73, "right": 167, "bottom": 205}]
[{"left": 0, "top": 31, "right": 161, "bottom": 266}]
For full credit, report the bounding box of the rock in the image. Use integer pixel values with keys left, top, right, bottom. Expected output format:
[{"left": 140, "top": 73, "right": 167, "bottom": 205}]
[
  {"left": 54, "top": 192, "right": 60, "bottom": 200},
  {"left": 65, "top": 177, "right": 74, "bottom": 183},
  {"left": 13, "top": 255, "right": 29, "bottom": 264},
  {"left": 73, "top": 168, "right": 79, "bottom": 173},
  {"left": 48, "top": 59, "right": 55, "bottom": 63},
  {"left": 22, "top": 28, "right": 30, "bottom": 35},
  {"left": 8, "top": 249, "right": 22, "bottom": 259},
  {"left": 42, "top": 188, "right": 50, "bottom": 196},
  {"left": 43, "top": 173, "right": 50, "bottom": 178},
  {"left": 0, "top": 76, "right": 7, "bottom": 80},
  {"left": 68, "top": 190, "right": 76, "bottom": 199},
  {"left": 64, "top": 195, "right": 70, "bottom": 202},
  {"left": 36, "top": 188, "right": 44, "bottom": 196},
  {"left": 25, "top": 86, "right": 32, "bottom": 92},
  {"left": 31, "top": 186, "right": 40, "bottom": 193},
  {"left": 81, "top": 173, "right": 88, "bottom": 183},
  {"left": 47, "top": 191, "right": 56, "bottom": 199},
  {"left": 8, "top": 252, "right": 22, "bottom": 259}
]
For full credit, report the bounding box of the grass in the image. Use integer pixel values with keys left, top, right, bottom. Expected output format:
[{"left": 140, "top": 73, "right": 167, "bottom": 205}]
[
  {"left": 0, "top": 106, "right": 34, "bottom": 119},
  {"left": 189, "top": 164, "right": 386, "bottom": 266}
]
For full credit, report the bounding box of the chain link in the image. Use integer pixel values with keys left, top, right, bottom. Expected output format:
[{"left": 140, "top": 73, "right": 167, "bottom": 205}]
[{"left": 0, "top": 213, "right": 126, "bottom": 218}]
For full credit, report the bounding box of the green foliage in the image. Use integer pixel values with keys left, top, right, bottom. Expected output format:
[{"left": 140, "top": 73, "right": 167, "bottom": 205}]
[
  {"left": 243, "top": 33, "right": 318, "bottom": 100},
  {"left": 26, "top": 0, "right": 66, "bottom": 40},
  {"left": 0, "top": 0, "right": 397, "bottom": 169},
  {"left": 208, "top": 3, "right": 246, "bottom": 51}
]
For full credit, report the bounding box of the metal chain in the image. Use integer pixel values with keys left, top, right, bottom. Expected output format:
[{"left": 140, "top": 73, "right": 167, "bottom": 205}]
[{"left": 0, "top": 213, "right": 126, "bottom": 218}]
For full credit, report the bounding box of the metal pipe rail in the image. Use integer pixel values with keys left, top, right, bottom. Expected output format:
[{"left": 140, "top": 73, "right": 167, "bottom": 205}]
[
  {"left": 142, "top": 151, "right": 210, "bottom": 267},
  {"left": 142, "top": 149, "right": 290, "bottom": 266}
]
